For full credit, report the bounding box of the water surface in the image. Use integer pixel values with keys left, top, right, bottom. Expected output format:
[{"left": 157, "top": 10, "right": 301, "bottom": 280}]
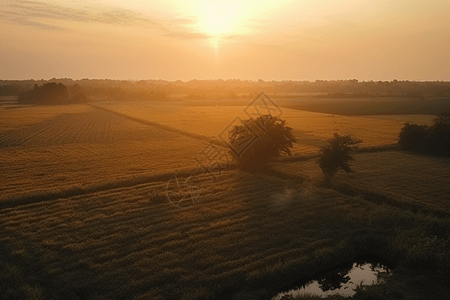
[{"left": 273, "top": 260, "right": 392, "bottom": 299}]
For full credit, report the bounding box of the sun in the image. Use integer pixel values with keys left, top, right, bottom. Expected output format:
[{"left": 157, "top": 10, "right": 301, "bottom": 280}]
[{"left": 197, "top": 1, "right": 241, "bottom": 37}]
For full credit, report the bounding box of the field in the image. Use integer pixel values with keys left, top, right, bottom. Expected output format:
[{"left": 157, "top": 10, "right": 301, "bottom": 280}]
[
  {"left": 0, "top": 105, "right": 208, "bottom": 205},
  {"left": 0, "top": 96, "right": 19, "bottom": 107},
  {"left": 94, "top": 101, "right": 416, "bottom": 155},
  {"left": 277, "top": 97, "right": 450, "bottom": 116},
  {"left": 272, "top": 151, "right": 450, "bottom": 215},
  {"left": 1, "top": 101, "right": 450, "bottom": 300}
]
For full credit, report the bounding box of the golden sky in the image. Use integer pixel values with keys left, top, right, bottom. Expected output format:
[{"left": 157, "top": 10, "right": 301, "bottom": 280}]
[{"left": 1, "top": 0, "right": 449, "bottom": 81}]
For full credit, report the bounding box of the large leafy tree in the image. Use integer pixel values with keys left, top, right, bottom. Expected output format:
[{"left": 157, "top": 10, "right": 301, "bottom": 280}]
[
  {"left": 318, "top": 133, "right": 362, "bottom": 185},
  {"left": 228, "top": 115, "right": 296, "bottom": 170}
]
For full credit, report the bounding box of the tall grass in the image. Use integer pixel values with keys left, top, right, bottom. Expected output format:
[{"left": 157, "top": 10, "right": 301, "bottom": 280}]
[
  {"left": 1, "top": 168, "right": 449, "bottom": 299},
  {"left": 95, "top": 102, "right": 410, "bottom": 155}
]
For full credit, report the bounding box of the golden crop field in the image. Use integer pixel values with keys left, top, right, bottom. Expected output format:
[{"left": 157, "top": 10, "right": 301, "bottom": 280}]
[
  {"left": 1, "top": 168, "right": 449, "bottom": 299},
  {"left": 1, "top": 102, "right": 449, "bottom": 300},
  {"left": 95, "top": 101, "right": 423, "bottom": 155},
  {"left": 359, "top": 114, "right": 435, "bottom": 125},
  {"left": 271, "top": 151, "right": 450, "bottom": 215},
  {"left": 0, "top": 105, "right": 209, "bottom": 203}
]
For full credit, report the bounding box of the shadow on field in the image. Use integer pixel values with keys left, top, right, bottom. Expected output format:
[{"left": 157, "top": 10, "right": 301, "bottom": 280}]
[
  {"left": 0, "top": 237, "right": 98, "bottom": 300},
  {"left": 225, "top": 164, "right": 450, "bottom": 300},
  {"left": 220, "top": 168, "right": 366, "bottom": 299},
  {"left": 333, "top": 183, "right": 450, "bottom": 219}
]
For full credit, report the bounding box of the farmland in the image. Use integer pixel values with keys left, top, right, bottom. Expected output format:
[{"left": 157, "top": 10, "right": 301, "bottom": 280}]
[
  {"left": 0, "top": 105, "right": 208, "bottom": 204},
  {"left": 271, "top": 150, "right": 450, "bottom": 215},
  {"left": 1, "top": 101, "right": 450, "bottom": 299},
  {"left": 94, "top": 101, "right": 415, "bottom": 155}
]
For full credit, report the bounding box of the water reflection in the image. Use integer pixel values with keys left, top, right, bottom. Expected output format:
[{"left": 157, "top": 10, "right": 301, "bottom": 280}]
[{"left": 273, "top": 261, "right": 392, "bottom": 299}]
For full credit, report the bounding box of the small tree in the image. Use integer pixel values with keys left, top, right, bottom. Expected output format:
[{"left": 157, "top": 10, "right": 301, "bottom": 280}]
[
  {"left": 228, "top": 115, "right": 296, "bottom": 170},
  {"left": 318, "top": 133, "right": 361, "bottom": 185}
]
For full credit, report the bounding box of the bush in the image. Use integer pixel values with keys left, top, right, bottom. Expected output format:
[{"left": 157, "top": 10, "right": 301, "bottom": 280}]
[
  {"left": 228, "top": 115, "right": 296, "bottom": 170},
  {"left": 398, "top": 112, "right": 450, "bottom": 157},
  {"left": 318, "top": 133, "right": 362, "bottom": 185},
  {"left": 427, "top": 112, "right": 450, "bottom": 156},
  {"left": 398, "top": 123, "right": 429, "bottom": 152}
]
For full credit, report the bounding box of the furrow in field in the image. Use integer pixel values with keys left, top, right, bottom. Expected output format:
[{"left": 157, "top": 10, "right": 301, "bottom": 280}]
[
  {"left": 271, "top": 150, "right": 450, "bottom": 216},
  {"left": 91, "top": 103, "right": 224, "bottom": 145},
  {"left": 95, "top": 102, "right": 408, "bottom": 156},
  {"left": 1, "top": 106, "right": 210, "bottom": 200},
  {"left": 0, "top": 169, "right": 368, "bottom": 300}
]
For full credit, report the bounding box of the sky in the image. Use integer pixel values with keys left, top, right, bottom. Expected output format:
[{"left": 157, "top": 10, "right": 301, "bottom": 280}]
[{"left": 1, "top": 0, "right": 449, "bottom": 81}]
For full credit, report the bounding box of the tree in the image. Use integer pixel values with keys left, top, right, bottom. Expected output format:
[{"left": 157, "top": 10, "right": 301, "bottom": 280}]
[
  {"left": 18, "top": 82, "right": 69, "bottom": 105},
  {"left": 228, "top": 115, "right": 296, "bottom": 170},
  {"left": 318, "top": 133, "right": 362, "bottom": 185},
  {"left": 69, "top": 84, "right": 88, "bottom": 103}
]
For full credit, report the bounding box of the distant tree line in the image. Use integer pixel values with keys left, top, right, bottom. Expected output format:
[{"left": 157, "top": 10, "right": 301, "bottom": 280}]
[
  {"left": 10, "top": 81, "right": 168, "bottom": 103},
  {"left": 0, "top": 84, "right": 28, "bottom": 96},
  {"left": 18, "top": 83, "right": 87, "bottom": 105},
  {"left": 274, "top": 79, "right": 450, "bottom": 98},
  {"left": 319, "top": 91, "right": 424, "bottom": 99},
  {"left": 3, "top": 78, "right": 450, "bottom": 100},
  {"left": 399, "top": 112, "right": 450, "bottom": 157}
]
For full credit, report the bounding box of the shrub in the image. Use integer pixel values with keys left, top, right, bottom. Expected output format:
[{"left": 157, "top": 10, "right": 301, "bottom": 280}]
[
  {"left": 318, "top": 133, "right": 362, "bottom": 185},
  {"left": 398, "top": 123, "right": 429, "bottom": 152},
  {"left": 398, "top": 112, "right": 450, "bottom": 157},
  {"left": 427, "top": 112, "right": 450, "bottom": 156}
]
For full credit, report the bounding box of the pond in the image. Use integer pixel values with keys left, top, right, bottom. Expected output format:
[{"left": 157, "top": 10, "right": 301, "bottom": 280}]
[{"left": 272, "top": 259, "right": 392, "bottom": 299}]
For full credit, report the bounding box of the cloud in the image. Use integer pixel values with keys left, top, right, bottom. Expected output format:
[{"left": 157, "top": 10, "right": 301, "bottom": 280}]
[
  {"left": 0, "top": 0, "right": 150, "bottom": 30},
  {"left": 164, "top": 31, "right": 211, "bottom": 40},
  {"left": 0, "top": 0, "right": 207, "bottom": 40}
]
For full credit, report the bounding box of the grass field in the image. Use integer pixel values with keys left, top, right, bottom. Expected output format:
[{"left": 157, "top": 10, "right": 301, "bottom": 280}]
[
  {"left": 1, "top": 101, "right": 449, "bottom": 299},
  {"left": 0, "top": 105, "right": 209, "bottom": 204},
  {"left": 1, "top": 168, "right": 449, "bottom": 299},
  {"left": 271, "top": 151, "right": 450, "bottom": 216},
  {"left": 359, "top": 114, "right": 435, "bottom": 125},
  {"left": 95, "top": 101, "right": 412, "bottom": 155},
  {"left": 277, "top": 97, "right": 450, "bottom": 116}
]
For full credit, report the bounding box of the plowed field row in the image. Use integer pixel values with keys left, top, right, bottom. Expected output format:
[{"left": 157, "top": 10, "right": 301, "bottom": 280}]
[
  {"left": 96, "top": 102, "right": 421, "bottom": 155},
  {"left": 271, "top": 151, "right": 450, "bottom": 214},
  {"left": 1, "top": 167, "right": 448, "bottom": 299},
  {"left": 0, "top": 105, "right": 208, "bottom": 200},
  {"left": 0, "top": 170, "right": 395, "bottom": 299}
]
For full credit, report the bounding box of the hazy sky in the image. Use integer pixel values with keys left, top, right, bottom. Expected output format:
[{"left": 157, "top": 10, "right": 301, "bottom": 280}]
[{"left": 1, "top": 0, "right": 449, "bottom": 81}]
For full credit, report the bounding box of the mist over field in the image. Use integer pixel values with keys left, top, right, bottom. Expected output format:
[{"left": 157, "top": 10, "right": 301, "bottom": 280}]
[{"left": 1, "top": 0, "right": 450, "bottom": 299}]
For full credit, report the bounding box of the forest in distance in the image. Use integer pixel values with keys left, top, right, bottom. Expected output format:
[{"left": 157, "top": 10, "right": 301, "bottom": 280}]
[
  {"left": 1, "top": 78, "right": 450, "bottom": 300},
  {"left": 2, "top": 78, "right": 450, "bottom": 101},
  {"left": 2, "top": 78, "right": 450, "bottom": 116}
]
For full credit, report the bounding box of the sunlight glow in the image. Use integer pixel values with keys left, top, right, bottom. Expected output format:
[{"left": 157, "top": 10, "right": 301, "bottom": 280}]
[
  {"left": 197, "top": 1, "right": 240, "bottom": 37},
  {"left": 1, "top": 0, "right": 448, "bottom": 80}
]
